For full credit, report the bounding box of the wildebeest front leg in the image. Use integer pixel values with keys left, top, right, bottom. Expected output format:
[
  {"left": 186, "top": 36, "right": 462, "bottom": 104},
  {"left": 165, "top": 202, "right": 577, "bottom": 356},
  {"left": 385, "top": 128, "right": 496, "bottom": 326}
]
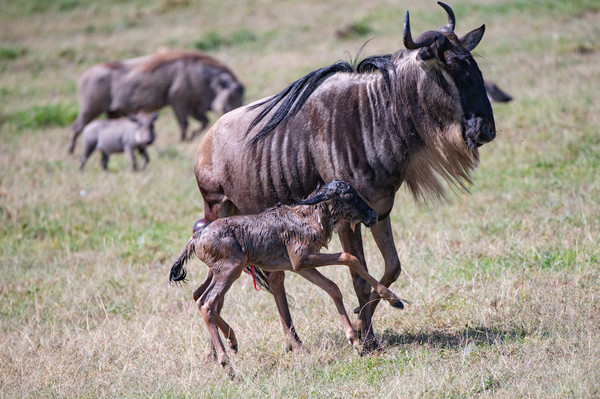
[
  {"left": 266, "top": 271, "right": 303, "bottom": 352},
  {"left": 336, "top": 223, "right": 379, "bottom": 352},
  {"left": 296, "top": 269, "right": 359, "bottom": 348},
  {"left": 367, "top": 217, "right": 402, "bottom": 315}
]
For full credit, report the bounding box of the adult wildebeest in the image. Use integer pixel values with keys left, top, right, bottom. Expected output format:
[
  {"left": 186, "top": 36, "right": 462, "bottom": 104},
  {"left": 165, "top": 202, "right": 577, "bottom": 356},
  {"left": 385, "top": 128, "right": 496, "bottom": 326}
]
[
  {"left": 193, "top": 2, "right": 496, "bottom": 353},
  {"left": 170, "top": 180, "right": 404, "bottom": 377},
  {"left": 68, "top": 50, "right": 244, "bottom": 153}
]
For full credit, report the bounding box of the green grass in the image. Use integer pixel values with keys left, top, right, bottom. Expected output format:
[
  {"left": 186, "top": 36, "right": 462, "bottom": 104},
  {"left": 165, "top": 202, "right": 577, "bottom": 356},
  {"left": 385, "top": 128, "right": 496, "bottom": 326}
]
[{"left": 1, "top": 0, "right": 600, "bottom": 397}]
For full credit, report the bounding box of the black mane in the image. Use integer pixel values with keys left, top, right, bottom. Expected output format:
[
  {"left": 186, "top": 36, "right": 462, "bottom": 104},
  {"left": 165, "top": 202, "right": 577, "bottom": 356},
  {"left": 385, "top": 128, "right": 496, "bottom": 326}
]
[{"left": 247, "top": 54, "right": 395, "bottom": 144}]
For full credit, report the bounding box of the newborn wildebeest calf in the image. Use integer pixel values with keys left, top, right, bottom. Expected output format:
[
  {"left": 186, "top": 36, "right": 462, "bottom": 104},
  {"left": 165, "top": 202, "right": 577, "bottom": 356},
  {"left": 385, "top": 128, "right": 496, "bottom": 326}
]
[
  {"left": 169, "top": 180, "right": 404, "bottom": 377},
  {"left": 79, "top": 112, "right": 157, "bottom": 171}
]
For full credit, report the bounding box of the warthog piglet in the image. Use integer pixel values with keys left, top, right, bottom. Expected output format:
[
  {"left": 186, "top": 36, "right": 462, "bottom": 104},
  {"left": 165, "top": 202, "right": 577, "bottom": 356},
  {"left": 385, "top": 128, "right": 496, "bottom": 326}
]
[{"left": 79, "top": 113, "right": 158, "bottom": 172}]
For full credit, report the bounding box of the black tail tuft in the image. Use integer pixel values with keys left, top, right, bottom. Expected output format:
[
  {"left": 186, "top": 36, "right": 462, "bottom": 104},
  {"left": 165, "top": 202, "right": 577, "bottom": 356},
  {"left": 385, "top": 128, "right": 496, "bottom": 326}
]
[
  {"left": 169, "top": 239, "right": 196, "bottom": 285},
  {"left": 251, "top": 266, "right": 272, "bottom": 294}
]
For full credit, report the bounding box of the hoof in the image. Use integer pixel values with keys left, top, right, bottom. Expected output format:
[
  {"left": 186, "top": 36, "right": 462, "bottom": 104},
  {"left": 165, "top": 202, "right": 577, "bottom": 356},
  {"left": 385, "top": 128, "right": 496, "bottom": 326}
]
[
  {"left": 193, "top": 218, "right": 207, "bottom": 234},
  {"left": 392, "top": 299, "right": 404, "bottom": 309},
  {"left": 361, "top": 339, "right": 382, "bottom": 356}
]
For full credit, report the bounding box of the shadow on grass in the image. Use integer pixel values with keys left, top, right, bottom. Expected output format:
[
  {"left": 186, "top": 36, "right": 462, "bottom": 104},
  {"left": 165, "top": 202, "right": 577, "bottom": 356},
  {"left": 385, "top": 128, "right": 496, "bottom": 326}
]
[{"left": 380, "top": 324, "right": 528, "bottom": 349}]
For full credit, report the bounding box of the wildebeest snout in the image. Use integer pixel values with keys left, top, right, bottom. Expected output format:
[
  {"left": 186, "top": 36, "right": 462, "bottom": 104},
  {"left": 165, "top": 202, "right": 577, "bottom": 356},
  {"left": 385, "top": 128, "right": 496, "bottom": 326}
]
[
  {"left": 362, "top": 208, "right": 378, "bottom": 228},
  {"left": 464, "top": 116, "right": 496, "bottom": 149}
]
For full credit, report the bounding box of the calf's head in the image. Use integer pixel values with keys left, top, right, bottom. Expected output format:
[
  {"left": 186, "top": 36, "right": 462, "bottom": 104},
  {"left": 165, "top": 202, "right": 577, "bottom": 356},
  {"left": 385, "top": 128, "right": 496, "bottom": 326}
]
[
  {"left": 404, "top": 1, "right": 496, "bottom": 150},
  {"left": 129, "top": 112, "right": 158, "bottom": 145},
  {"left": 299, "top": 180, "right": 378, "bottom": 229}
]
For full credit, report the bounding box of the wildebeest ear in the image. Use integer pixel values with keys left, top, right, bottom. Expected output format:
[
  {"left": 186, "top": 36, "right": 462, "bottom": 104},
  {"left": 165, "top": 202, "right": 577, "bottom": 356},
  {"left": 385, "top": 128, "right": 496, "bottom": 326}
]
[
  {"left": 298, "top": 185, "right": 334, "bottom": 206},
  {"left": 298, "top": 194, "right": 325, "bottom": 206},
  {"left": 460, "top": 24, "right": 485, "bottom": 51}
]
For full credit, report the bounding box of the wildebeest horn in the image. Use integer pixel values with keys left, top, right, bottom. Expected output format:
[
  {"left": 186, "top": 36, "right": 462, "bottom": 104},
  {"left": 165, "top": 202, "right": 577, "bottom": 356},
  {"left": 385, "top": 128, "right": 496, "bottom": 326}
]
[
  {"left": 403, "top": 11, "right": 439, "bottom": 50},
  {"left": 403, "top": 11, "right": 418, "bottom": 49},
  {"left": 437, "top": 2, "right": 455, "bottom": 32}
]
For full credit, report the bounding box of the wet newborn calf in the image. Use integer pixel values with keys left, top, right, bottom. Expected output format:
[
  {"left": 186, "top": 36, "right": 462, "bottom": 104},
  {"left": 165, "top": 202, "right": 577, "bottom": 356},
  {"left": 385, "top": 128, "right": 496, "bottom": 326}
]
[
  {"left": 79, "top": 112, "right": 157, "bottom": 171},
  {"left": 170, "top": 180, "right": 404, "bottom": 377}
]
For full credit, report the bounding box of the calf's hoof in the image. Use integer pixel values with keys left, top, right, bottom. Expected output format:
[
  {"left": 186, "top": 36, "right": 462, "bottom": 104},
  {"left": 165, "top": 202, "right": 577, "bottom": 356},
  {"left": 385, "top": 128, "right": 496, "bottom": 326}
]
[
  {"left": 360, "top": 338, "right": 382, "bottom": 356},
  {"left": 392, "top": 299, "right": 404, "bottom": 309},
  {"left": 193, "top": 218, "right": 207, "bottom": 233}
]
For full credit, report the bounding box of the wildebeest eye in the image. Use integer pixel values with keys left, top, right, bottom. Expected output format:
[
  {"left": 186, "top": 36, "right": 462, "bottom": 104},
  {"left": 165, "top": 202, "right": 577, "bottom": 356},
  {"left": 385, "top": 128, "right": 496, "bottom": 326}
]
[{"left": 342, "top": 192, "right": 355, "bottom": 200}]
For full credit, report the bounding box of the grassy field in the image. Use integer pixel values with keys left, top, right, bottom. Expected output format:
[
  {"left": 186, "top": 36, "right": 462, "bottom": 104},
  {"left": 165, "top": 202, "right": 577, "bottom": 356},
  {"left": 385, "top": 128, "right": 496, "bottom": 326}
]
[{"left": 1, "top": 0, "right": 600, "bottom": 397}]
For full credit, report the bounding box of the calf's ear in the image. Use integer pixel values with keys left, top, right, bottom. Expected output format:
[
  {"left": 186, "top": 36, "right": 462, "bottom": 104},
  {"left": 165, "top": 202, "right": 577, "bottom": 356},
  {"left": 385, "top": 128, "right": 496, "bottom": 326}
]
[{"left": 298, "top": 193, "right": 327, "bottom": 206}]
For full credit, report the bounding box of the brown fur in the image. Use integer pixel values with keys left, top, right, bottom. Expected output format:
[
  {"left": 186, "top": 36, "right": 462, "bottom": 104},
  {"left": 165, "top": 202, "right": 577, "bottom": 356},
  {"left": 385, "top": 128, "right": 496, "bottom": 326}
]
[{"left": 170, "top": 181, "right": 402, "bottom": 377}]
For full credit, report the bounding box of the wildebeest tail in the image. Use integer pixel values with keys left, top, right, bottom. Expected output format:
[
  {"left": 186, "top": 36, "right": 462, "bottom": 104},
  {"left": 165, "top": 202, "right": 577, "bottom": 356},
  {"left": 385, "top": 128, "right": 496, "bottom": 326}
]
[
  {"left": 169, "top": 237, "right": 196, "bottom": 284},
  {"left": 250, "top": 266, "right": 272, "bottom": 294},
  {"left": 170, "top": 220, "right": 212, "bottom": 284},
  {"left": 169, "top": 241, "right": 194, "bottom": 283}
]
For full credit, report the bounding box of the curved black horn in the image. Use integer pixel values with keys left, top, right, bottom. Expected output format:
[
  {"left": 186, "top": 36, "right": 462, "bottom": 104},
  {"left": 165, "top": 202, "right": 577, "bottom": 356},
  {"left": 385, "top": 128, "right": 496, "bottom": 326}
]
[
  {"left": 437, "top": 2, "right": 456, "bottom": 32},
  {"left": 403, "top": 11, "right": 419, "bottom": 49},
  {"left": 404, "top": 10, "right": 439, "bottom": 50}
]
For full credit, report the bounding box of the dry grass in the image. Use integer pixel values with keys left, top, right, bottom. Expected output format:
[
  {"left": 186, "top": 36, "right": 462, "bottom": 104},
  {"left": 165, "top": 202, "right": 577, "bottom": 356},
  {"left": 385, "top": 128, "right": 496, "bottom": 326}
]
[{"left": 1, "top": 0, "right": 600, "bottom": 397}]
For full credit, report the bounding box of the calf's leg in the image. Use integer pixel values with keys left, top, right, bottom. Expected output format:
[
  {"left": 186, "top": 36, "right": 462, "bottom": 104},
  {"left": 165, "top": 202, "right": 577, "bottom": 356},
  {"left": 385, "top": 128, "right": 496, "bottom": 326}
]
[
  {"left": 293, "top": 252, "right": 404, "bottom": 310},
  {"left": 196, "top": 259, "right": 245, "bottom": 378},
  {"left": 296, "top": 269, "right": 358, "bottom": 348},
  {"left": 193, "top": 269, "right": 239, "bottom": 359},
  {"left": 266, "top": 271, "right": 303, "bottom": 352}
]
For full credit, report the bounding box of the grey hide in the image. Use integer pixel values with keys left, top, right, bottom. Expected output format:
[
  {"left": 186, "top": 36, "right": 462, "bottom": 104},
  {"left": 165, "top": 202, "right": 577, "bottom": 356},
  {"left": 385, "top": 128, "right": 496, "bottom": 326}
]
[{"left": 79, "top": 113, "right": 158, "bottom": 172}]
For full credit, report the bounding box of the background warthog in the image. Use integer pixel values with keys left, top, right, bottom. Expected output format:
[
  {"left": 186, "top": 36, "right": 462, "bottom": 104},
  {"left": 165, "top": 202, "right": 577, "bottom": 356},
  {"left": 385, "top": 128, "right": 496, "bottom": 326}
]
[
  {"left": 68, "top": 55, "right": 152, "bottom": 153},
  {"left": 79, "top": 113, "right": 158, "bottom": 172},
  {"left": 69, "top": 49, "right": 244, "bottom": 153},
  {"left": 110, "top": 49, "right": 244, "bottom": 141}
]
